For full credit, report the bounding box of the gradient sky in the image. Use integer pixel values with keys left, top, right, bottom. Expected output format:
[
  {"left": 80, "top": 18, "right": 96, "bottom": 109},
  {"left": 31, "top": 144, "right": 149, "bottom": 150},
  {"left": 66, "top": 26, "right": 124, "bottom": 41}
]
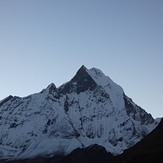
[{"left": 0, "top": 0, "right": 163, "bottom": 118}]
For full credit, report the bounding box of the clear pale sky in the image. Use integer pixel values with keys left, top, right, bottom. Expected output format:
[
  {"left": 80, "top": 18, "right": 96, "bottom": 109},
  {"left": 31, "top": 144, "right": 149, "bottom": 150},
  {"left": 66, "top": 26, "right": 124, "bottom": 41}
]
[{"left": 0, "top": 0, "right": 162, "bottom": 118}]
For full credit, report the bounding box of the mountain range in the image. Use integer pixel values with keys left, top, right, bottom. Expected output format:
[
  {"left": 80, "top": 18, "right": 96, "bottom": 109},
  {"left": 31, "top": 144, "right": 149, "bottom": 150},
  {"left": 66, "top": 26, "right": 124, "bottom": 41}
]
[{"left": 0, "top": 65, "right": 159, "bottom": 161}]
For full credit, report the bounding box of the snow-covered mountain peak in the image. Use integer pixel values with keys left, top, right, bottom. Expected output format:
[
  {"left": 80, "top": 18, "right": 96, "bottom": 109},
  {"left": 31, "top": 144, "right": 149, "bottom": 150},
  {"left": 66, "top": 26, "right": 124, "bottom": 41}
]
[
  {"left": 39, "top": 83, "right": 57, "bottom": 96},
  {"left": 0, "top": 66, "right": 159, "bottom": 161},
  {"left": 46, "top": 83, "right": 57, "bottom": 92},
  {"left": 59, "top": 65, "right": 123, "bottom": 96}
]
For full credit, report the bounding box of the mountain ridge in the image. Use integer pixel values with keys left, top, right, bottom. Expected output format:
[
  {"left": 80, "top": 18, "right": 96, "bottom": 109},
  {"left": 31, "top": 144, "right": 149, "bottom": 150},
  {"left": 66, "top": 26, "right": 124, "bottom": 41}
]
[{"left": 0, "top": 66, "right": 159, "bottom": 161}]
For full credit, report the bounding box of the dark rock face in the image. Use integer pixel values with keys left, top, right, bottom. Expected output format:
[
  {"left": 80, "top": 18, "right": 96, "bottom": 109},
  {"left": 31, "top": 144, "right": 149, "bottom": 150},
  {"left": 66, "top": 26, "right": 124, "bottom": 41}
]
[
  {"left": 59, "top": 65, "right": 97, "bottom": 94},
  {"left": 123, "top": 94, "right": 154, "bottom": 125}
]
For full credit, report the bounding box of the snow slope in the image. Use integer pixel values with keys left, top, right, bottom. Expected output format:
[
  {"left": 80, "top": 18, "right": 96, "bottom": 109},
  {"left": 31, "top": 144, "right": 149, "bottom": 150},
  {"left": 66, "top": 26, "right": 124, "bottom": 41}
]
[{"left": 0, "top": 65, "right": 159, "bottom": 160}]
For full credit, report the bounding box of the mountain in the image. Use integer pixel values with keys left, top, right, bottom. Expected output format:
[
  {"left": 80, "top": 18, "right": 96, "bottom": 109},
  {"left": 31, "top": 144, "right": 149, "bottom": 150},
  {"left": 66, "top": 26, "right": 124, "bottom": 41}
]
[
  {"left": 107, "top": 118, "right": 163, "bottom": 163},
  {"left": 0, "top": 65, "right": 159, "bottom": 161}
]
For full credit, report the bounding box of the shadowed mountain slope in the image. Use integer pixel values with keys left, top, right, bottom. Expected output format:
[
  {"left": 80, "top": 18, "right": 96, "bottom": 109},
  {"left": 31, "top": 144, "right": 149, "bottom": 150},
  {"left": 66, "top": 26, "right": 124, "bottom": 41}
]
[
  {"left": 106, "top": 118, "right": 163, "bottom": 163},
  {"left": 4, "top": 144, "right": 113, "bottom": 163}
]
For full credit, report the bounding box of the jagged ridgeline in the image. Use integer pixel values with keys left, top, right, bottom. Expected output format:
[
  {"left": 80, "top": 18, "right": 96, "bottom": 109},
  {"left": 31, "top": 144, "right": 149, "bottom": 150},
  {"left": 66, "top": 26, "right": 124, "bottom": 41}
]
[{"left": 0, "top": 65, "right": 159, "bottom": 161}]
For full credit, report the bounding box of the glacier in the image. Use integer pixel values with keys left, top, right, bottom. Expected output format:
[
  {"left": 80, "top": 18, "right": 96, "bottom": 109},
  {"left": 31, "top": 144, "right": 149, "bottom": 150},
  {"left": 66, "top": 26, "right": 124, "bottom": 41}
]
[{"left": 0, "top": 65, "right": 159, "bottom": 161}]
